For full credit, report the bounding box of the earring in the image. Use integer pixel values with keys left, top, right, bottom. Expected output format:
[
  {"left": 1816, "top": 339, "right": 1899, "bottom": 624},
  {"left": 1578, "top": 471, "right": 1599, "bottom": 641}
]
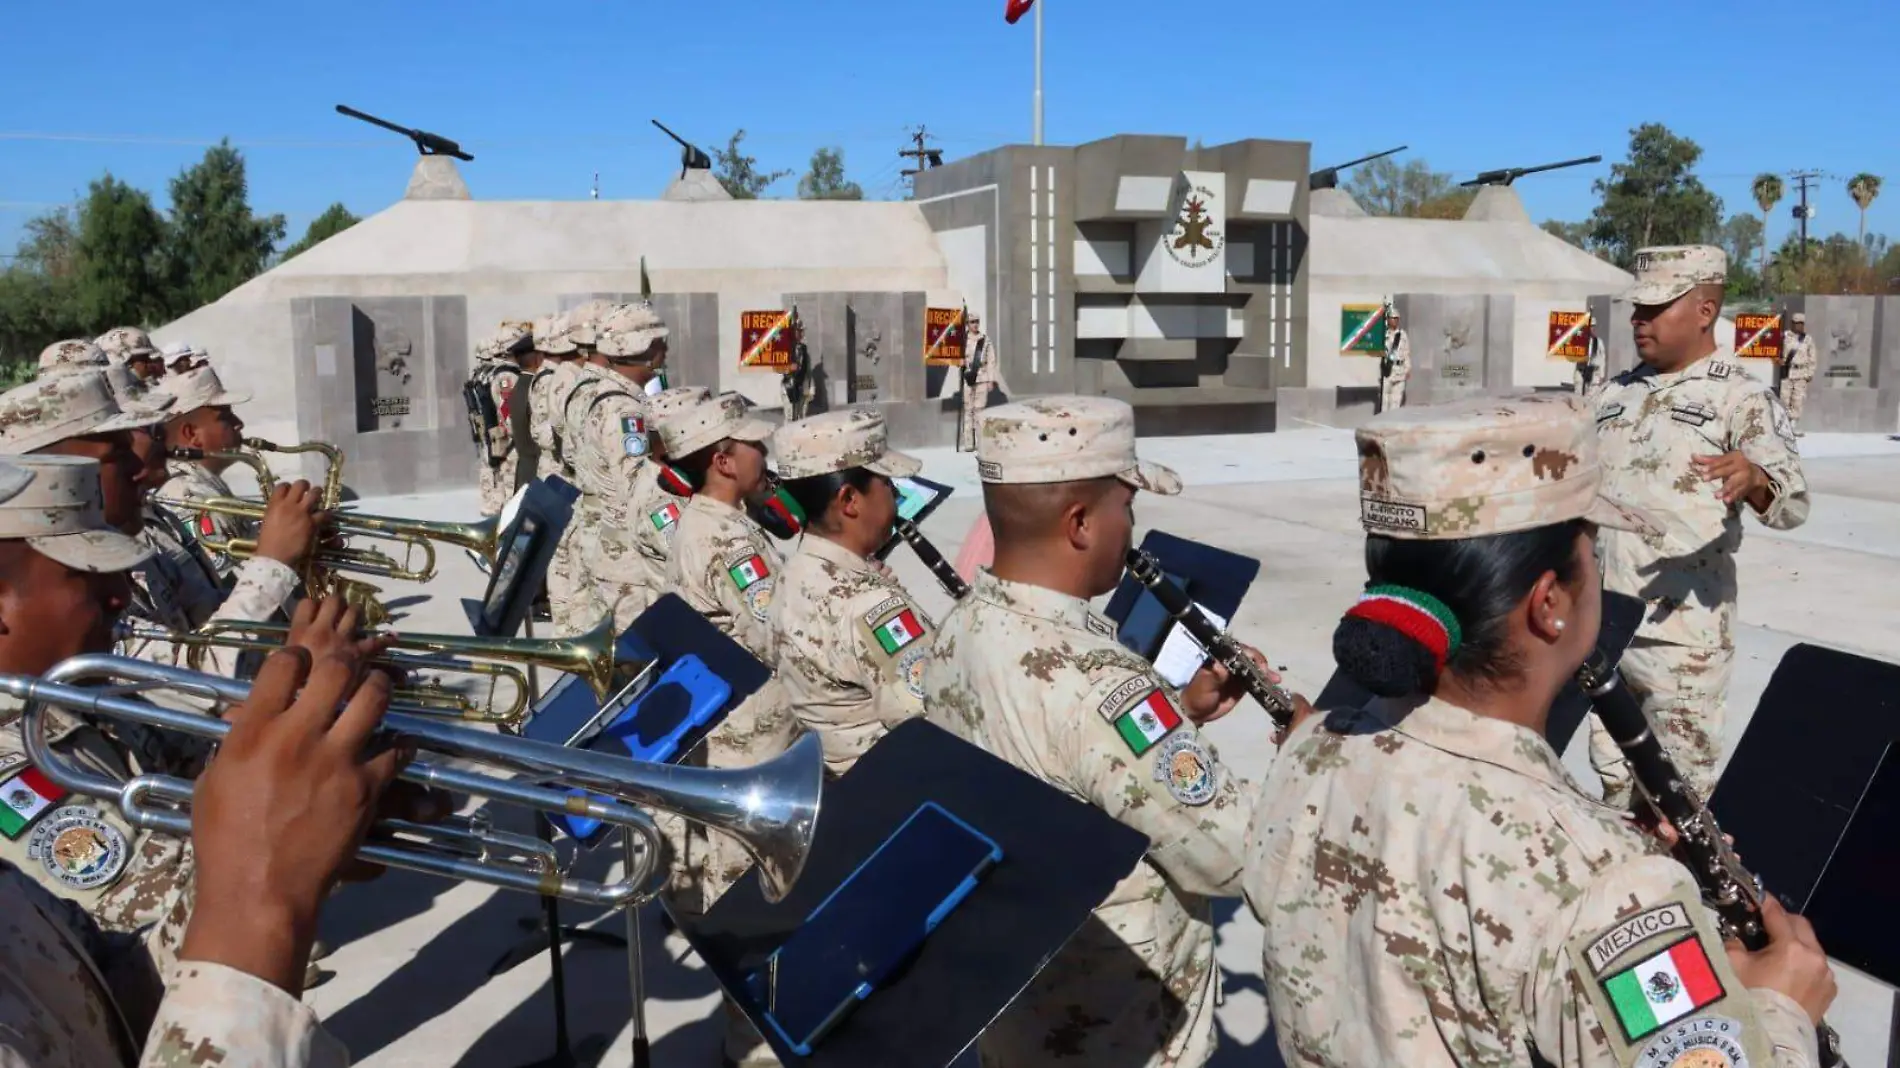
[{"left": 1554, "top": 620, "right": 1567, "bottom": 633}]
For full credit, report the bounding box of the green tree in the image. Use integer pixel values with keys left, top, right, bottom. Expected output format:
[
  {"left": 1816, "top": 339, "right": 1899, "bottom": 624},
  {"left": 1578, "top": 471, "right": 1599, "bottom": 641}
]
[
  {"left": 1585, "top": 124, "right": 1722, "bottom": 269},
  {"left": 74, "top": 174, "right": 171, "bottom": 331},
  {"left": 1713, "top": 213, "right": 1764, "bottom": 276},
  {"left": 280, "top": 203, "right": 362, "bottom": 262},
  {"left": 162, "top": 139, "right": 285, "bottom": 312},
  {"left": 712, "top": 130, "right": 792, "bottom": 200},
  {"left": 1342, "top": 157, "right": 1474, "bottom": 217},
  {"left": 797, "top": 147, "right": 864, "bottom": 201},
  {"left": 1765, "top": 231, "right": 1889, "bottom": 295},
  {"left": 0, "top": 207, "right": 87, "bottom": 363},
  {"left": 1541, "top": 219, "right": 1594, "bottom": 249},
  {"left": 1751, "top": 173, "right": 1783, "bottom": 280},
  {"left": 1847, "top": 173, "right": 1882, "bottom": 256}
]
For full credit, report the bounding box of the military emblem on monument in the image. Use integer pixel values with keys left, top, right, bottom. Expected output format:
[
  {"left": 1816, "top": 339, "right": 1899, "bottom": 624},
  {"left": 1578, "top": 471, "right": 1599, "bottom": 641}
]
[{"left": 1163, "top": 182, "right": 1225, "bottom": 268}]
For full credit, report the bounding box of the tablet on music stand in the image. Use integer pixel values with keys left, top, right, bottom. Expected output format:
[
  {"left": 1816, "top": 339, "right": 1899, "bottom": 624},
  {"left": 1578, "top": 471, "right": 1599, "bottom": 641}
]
[
  {"left": 874, "top": 476, "right": 955, "bottom": 562},
  {"left": 462, "top": 476, "right": 580, "bottom": 638}
]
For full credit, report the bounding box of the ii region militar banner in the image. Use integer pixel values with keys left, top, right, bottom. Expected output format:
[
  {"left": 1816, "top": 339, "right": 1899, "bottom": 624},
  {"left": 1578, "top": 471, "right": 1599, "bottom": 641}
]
[
  {"left": 739, "top": 310, "right": 797, "bottom": 372},
  {"left": 1340, "top": 305, "right": 1387, "bottom": 355},
  {"left": 1547, "top": 311, "right": 1592, "bottom": 362},
  {"left": 925, "top": 308, "right": 967, "bottom": 367},
  {"left": 1733, "top": 314, "right": 1783, "bottom": 359}
]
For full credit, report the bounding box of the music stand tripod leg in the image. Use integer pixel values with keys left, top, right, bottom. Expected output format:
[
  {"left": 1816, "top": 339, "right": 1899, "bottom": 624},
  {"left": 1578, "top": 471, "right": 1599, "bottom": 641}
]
[{"left": 623, "top": 826, "right": 652, "bottom": 1068}]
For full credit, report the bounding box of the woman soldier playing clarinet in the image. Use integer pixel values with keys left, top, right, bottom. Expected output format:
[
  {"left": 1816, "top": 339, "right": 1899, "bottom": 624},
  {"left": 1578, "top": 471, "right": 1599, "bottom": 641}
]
[{"left": 1245, "top": 392, "right": 1837, "bottom": 1068}]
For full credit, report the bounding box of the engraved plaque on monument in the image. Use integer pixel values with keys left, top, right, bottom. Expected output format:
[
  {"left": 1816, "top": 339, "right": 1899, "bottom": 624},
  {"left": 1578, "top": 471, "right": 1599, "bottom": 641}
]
[
  {"left": 1395, "top": 294, "right": 1489, "bottom": 404},
  {"left": 350, "top": 306, "right": 428, "bottom": 434},
  {"left": 1792, "top": 296, "right": 1875, "bottom": 389}
]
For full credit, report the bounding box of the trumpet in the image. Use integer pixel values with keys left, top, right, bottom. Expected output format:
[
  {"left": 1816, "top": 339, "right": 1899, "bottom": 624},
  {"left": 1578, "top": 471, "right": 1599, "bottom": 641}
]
[
  {"left": 246, "top": 438, "right": 345, "bottom": 509},
  {"left": 0, "top": 654, "right": 822, "bottom": 906},
  {"left": 117, "top": 612, "right": 621, "bottom": 729},
  {"left": 155, "top": 495, "right": 502, "bottom": 585},
  {"left": 167, "top": 446, "right": 274, "bottom": 493}
]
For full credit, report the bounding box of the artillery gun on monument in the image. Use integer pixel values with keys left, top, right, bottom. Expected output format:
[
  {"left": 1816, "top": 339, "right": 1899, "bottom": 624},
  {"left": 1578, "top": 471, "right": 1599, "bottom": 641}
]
[
  {"left": 335, "top": 105, "right": 474, "bottom": 162},
  {"left": 652, "top": 119, "right": 715, "bottom": 177},
  {"left": 1458, "top": 155, "right": 1601, "bottom": 187},
  {"left": 1309, "top": 146, "right": 1408, "bottom": 191}
]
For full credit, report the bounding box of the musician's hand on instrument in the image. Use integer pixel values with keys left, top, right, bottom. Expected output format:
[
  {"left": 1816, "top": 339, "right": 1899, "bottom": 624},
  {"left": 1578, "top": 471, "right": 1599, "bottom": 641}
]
[
  {"left": 255, "top": 479, "right": 321, "bottom": 568},
  {"left": 1726, "top": 894, "right": 1838, "bottom": 1025},
  {"left": 286, "top": 595, "right": 396, "bottom": 681},
  {"left": 1273, "top": 693, "right": 1319, "bottom": 746},
  {"left": 335, "top": 781, "right": 453, "bottom": 884},
  {"left": 183, "top": 643, "right": 410, "bottom": 994},
  {"left": 869, "top": 560, "right": 897, "bottom": 582},
  {"left": 1182, "top": 644, "right": 1272, "bottom": 725}
]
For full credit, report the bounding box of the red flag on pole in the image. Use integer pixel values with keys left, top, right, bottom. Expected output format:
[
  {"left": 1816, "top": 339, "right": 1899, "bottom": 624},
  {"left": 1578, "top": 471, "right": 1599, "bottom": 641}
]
[{"left": 1005, "top": 0, "right": 1034, "bottom": 24}]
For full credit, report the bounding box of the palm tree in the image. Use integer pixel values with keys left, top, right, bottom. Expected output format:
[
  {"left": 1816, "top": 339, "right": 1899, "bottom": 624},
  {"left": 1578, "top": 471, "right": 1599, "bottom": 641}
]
[
  {"left": 1848, "top": 173, "right": 1883, "bottom": 260},
  {"left": 1752, "top": 173, "right": 1784, "bottom": 280}
]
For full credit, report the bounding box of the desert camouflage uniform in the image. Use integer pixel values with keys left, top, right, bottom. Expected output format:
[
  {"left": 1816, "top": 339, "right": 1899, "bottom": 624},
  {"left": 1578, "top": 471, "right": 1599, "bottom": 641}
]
[
  {"left": 0, "top": 864, "right": 348, "bottom": 1068},
  {"left": 1780, "top": 328, "right": 1818, "bottom": 429},
  {"left": 530, "top": 359, "right": 586, "bottom": 632},
  {"left": 1248, "top": 388, "right": 1814, "bottom": 1067},
  {"left": 957, "top": 327, "right": 1001, "bottom": 453},
  {"left": 613, "top": 388, "right": 711, "bottom": 623},
  {"left": 548, "top": 362, "right": 615, "bottom": 632},
  {"left": 1247, "top": 700, "right": 1818, "bottom": 1067},
  {"left": 924, "top": 395, "right": 1240, "bottom": 1068},
  {"left": 1593, "top": 352, "right": 1807, "bottom": 802},
  {"left": 571, "top": 372, "right": 651, "bottom": 631},
  {"left": 126, "top": 501, "right": 299, "bottom": 677},
  {"left": 1381, "top": 324, "right": 1410, "bottom": 411},
  {"left": 766, "top": 408, "right": 930, "bottom": 774},
  {"left": 481, "top": 364, "right": 522, "bottom": 516},
  {"left": 159, "top": 462, "right": 248, "bottom": 579}
]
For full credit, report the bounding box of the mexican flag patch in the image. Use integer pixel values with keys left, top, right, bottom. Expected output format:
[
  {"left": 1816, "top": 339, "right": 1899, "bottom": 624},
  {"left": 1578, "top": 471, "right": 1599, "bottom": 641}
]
[
  {"left": 1114, "top": 690, "right": 1181, "bottom": 756},
  {"left": 198, "top": 514, "right": 215, "bottom": 537},
  {"left": 872, "top": 610, "right": 923, "bottom": 654},
  {"left": 728, "top": 554, "right": 770, "bottom": 590},
  {"left": 0, "top": 767, "right": 67, "bottom": 839},
  {"left": 1602, "top": 936, "right": 1725, "bottom": 1041},
  {"left": 650, "top": 502, "right": 681, "bottom": 531}
]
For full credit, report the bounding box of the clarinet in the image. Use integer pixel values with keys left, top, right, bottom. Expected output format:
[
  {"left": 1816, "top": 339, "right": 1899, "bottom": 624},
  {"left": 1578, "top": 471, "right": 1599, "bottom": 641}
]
[
  {"left": 889, "top": 518, "right": 969, "bottom": 600},
  {"left": 1124, "top": 549, "right": 1294, "bottom": 731},
  {"left": 1577, "top": 650, "right": 1845, "bottom": 1067}
]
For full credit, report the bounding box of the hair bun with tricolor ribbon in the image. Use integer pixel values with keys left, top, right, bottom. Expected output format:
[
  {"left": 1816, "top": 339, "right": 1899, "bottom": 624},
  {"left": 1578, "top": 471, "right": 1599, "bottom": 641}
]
[{"left": 1334, "top": 583, "right": 1465, "bottom": 697}]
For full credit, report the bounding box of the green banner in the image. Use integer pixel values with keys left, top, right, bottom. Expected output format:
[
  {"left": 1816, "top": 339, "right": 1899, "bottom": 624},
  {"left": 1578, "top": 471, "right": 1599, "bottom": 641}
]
[{"left": 1340, "top": 304, "right": 1388, "bottom": 355}]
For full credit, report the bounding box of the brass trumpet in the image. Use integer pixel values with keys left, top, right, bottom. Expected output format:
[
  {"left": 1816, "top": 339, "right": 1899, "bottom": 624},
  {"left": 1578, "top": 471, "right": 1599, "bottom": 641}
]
[
  {"left": 117, "top": 613, "right": 621, "bottom": 729},
  {"left": 246, "top": 437, "right": 344, "bottom": 509},
  {"left": 0, "top": 654, "right": 822, "bottom": 906},
  {"left": 155, "top": 495, "right": 501, "bottom": 584}
]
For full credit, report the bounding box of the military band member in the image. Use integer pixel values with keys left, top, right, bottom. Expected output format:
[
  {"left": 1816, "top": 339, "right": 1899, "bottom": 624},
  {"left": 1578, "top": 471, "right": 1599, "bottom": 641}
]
[
  {"left": 1247, "top": 391, "right": 1834, "bottom": 1067},
  {"left": 158, "top": 340, "right": 208, "bottom": 376},
  {"left": 1780, "top": 311, "right": 1818, "bottom": 434},
  {"left": 614, "top": 386, "right": 710, "bottom": 622},
  {"left": 37, "top": 339, "right": 149, "bottom": 408},
  {"left": 1591, "top": 246, "right": 1807, "bottom": 805},
  {"left": 94, "top": 326, "right": 166, "bottom": 384},
  {"left": 527, "top": 309, "right": 597, "bottom": 633},
  {"left": 766, "top": 409, "right": 928, "bottom": 776},
  {"left": 475, "top": 321, "right": 531, "bottom": 517},
  {"left": 570, "top": 303, "right": 669, "bottom": 630},
  {"left": 1381, "top": 305, "right": 1410, "bottom": 411},
  {"left": 548, "top": 300, "right": 632, "bottom": 633},
  {"left": 153, "top": 365, "right": 256, "bottom": 577},
  {"left": 923, "top": 395, "right": 1274, "bottom": 1068}
]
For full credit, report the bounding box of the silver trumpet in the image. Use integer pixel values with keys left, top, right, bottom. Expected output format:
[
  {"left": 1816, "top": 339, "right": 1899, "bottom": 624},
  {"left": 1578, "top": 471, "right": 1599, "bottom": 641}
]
[{"left": 0, "top": 654, "right": 822, "bottom": 907}]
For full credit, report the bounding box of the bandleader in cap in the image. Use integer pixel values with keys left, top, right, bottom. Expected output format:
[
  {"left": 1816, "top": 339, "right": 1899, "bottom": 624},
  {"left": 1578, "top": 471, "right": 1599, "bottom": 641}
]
[
  {"left": 1355, "top": 391, "right": 1662, "bottom": 540},
  {"left": 0, "top": 372, "right": 167, "bottom": 454},
  {"left": 153, "top": 364, "right": 251, "bottom": 417},
  {"left": 0, "top": 455, "right": 152, "bottom": 572},
  {"left": 772, "top": 408, "right": 922, "bottom": 480},
  {"left": 975, "top": 395, "right": 1181, "bottom": 495},
  {"left": 1621, "top": 245, "right": 1728, "bottom": 307},
  {"left": 659, "top": 392, "right": 773, "bottom": 459}
]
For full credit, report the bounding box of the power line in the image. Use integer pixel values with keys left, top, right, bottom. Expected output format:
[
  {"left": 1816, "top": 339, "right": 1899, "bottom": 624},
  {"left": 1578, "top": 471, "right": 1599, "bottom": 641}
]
[{"left": 897, "top": 126, "right": 943, "bottom": 195}]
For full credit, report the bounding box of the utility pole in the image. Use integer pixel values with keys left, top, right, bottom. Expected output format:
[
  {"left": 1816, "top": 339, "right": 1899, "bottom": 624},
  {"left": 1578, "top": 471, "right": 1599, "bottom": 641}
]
[
  {"left": 1790, "top": 169, "right": 1822, "bottom": 258},
  {"left": 898, "top": 127, "right": 944, "bottom": 195}
]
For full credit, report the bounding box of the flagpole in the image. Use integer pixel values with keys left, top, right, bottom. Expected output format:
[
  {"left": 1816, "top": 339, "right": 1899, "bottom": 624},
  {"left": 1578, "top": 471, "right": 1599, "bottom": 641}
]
[{"left": 1032, "top": 0, "right": 1044, "bottom": 145}]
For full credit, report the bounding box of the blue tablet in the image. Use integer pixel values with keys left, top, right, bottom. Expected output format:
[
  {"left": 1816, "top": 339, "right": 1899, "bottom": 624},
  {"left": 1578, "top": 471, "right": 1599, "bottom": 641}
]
[{"left": 748, "top": 802, "right": 1003, "bottom": 1055}]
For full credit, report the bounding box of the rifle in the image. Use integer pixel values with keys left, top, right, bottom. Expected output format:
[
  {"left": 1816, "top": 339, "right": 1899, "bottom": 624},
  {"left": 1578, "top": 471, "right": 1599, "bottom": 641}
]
[{"left": 335, "top": 105, "right": 473, "bottom": 161}]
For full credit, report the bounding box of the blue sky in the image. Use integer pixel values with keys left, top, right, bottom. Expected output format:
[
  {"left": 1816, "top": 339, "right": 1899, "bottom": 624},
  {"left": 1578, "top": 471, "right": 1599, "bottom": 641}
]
[{"left": 3, "top": 0, "right": 1896, "bottom": 257}]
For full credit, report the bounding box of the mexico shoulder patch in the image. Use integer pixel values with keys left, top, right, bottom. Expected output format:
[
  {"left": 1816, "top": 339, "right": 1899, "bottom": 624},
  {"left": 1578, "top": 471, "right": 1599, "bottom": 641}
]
[
  {"left": 0, "top": 765, "right": 67, "bottom": 840},
  {"left": 1096, "top": 676, "right": 1182, "bottom": 757},
  {"left": 727, "top": 553, "right": 770, "bottom": 590}
]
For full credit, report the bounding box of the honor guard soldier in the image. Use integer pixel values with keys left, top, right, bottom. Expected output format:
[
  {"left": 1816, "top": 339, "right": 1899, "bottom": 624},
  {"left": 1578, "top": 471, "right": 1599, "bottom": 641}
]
[
  {"left": 780, "top": 337, "right": 815, "bottom": 422},
  {"left": 570, "top": 303, "right": 669, "bottom": 629},
  {"left": 957, "top": 316, "right": 1003, "bottom": 453},
  {"left": 1592, "top": 246, "right": 1808, "bottom": 804},
  {"left": 1779, "top": 311, "right": 1818, "bottom": 434},
  {"left": 1577, "top": 312, "right": 1606, "bottom": 397},
  {"left": 1381, "top": 305, "right": 1410, "bottom": 411},
  {"left": 922, "top": 395, "right": 1268, "bottom": 1068},
  {"left": 766, "top": 409, "right": 929, "bottom": 775},
  {"left": 94, "top": 326, "right": 166, "bottom": 384},
  {"left": 613, "top": 386, "right": 710, "bottom": 622},
  {"left": 475, "top": 321, "right": 531, "bottom": 516},
  {"left": 153, "top": 365, "right": 256, "bottom": 577},
  {"left": 1247, "top": 391, "right": 1835, "bottom": 1067}
]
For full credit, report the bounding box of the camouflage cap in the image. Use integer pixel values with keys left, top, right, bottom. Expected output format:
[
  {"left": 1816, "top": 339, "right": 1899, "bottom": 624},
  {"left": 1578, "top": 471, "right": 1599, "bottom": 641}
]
[
  {"left": 1622, "top": 245, "right": 1727, "bottom": 307},
  {"left": 158, "top": 339, "right": 206, "bottom": 368},
  {"left": 772, "top": 407, "right": 922, "bottom": 481},
  {"left": 102, "top": 363, "right": 173, "bottom": 419},
  {"left": 154, "top": 364, "right": 250, "bottom": 416},
  {"left": 94, "top": 326, "right": 159, "bottom": 364},
  {"left": 649, "top": 385, "right": 711, "bottom": 423},
  {"left": 660, "top": 391, "right": 773, "bottom": 458},
  {"left": 0, "top": 455, "right": 152, "bottom": 572},
  {"left": 0, "top": 372, "right": 166, "bottom": 454},
  {"left": 596, "top": 302, "right": 670, "bottom": 361},
  {"left": 534, "top": 312, "right": 578, "bottom": 356},
  {"left": 37, "top": 339, "right": 108, "bottom": 377},
  {"left": 565, "top": 300, "right": 619, "bottom": 349},
  {"left": 488, "top": 319, "right": 535, "bottom": 360},
  {"left": 976, "top": 395, "right": 1180, "bottom": 495},
  {"left": 1356, "top": 391, "right": 1662, "bottom": 540}
]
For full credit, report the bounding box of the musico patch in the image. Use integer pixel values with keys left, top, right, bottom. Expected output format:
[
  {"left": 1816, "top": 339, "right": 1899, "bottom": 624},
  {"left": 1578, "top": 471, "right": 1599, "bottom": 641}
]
[
  {"left": 28, "top": 806, "right": 129, "bottom": 889},
  {"left": 622, "top": 416, "right": 649, "bottom": 458},
  {"left": 1152, "top": 731, "right": 1217, "bottom": 806},
  {"left": 1633, "top": 1015, "right": 1752, "bottom": 1067}
]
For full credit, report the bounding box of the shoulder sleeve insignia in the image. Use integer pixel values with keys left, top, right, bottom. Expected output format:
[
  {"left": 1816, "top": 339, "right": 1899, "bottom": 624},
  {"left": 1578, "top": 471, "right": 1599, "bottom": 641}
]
[
  {"left": 865, "top": 602, "right": 927, "bottom": 657},
  {"left": 649, "top": 502, "right": 682, "bottom": 532},
  {"left": 726, "top": 552, "right": 771, "bottom": 590},
  {"left": 28, "top": 805, "right": 129, "bottom": 888},
  {"left": 895, "top": 646, "right": 928, "bottom": 699},
  {"left": 1706, "top": 361, "right": 1732, "bottom": 379},
  {"left": 0, "top": 764, "right": 68, "bottom": 840},
  {"left": 1096, "top": 675, "right": 1183, "bottom": 757},
  {"left": 1151, "top": 731, "right": 1218, "bottom": 806}
]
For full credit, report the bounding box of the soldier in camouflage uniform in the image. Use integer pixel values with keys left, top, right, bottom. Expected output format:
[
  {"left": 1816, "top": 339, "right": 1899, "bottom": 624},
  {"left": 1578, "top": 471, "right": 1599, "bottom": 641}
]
[
  {"left": 615, "top": 386, "right": 711, "bottom": 621},
  {"left": 94, "top": 326, "right": 166, "bottom": 384},
  {"left": 1380, "top": 306, "right": 1410, "bottom": 412},
  {"left": 1592, "top": 246, "right": 1808, "bottom": 806},
  {"left": 38, "top": 339, "right": 150, "bottom": 409},
  {"left": 153, "top": 365, "right": 257, "bottom": 579},
  {"left": 923, "top": 395, "right": 1276, "bottom": 1068},
  {"left": 525, "top": 312, "right": 589, "bottom": 631},
  {"left": 660, "top": 391, "right": 795, "bottom": 1068},
  {"left": 1246, "top": 390, "right": 1835, "bottom": 1067},
  {"left": 1779, "top": 311, "right": 1818, "bottom": 434},
  {"left": 766, "top": 409, "right": 928, "bottom": 775},
  {"left": 956, "top": 317, "right": 1002, "bottom": 453},
  {"left": 569, "top": 303, "right": 669, "bottom": 630},
  {"left": 546, "top": 301, "right": 625, "bottom": 634},
  {"left": 477, "top": 321, "right": 532, "bottom": 517}
]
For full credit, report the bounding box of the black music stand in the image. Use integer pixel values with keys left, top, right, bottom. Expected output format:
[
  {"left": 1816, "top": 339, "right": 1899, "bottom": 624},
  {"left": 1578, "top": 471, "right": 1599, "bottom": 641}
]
[
  {"left": 671, "top": 718, "right": 1151, "bottom": 1067},
  {"left": 1105, "top": 531, "right": 1260, "bottom": 665}
]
